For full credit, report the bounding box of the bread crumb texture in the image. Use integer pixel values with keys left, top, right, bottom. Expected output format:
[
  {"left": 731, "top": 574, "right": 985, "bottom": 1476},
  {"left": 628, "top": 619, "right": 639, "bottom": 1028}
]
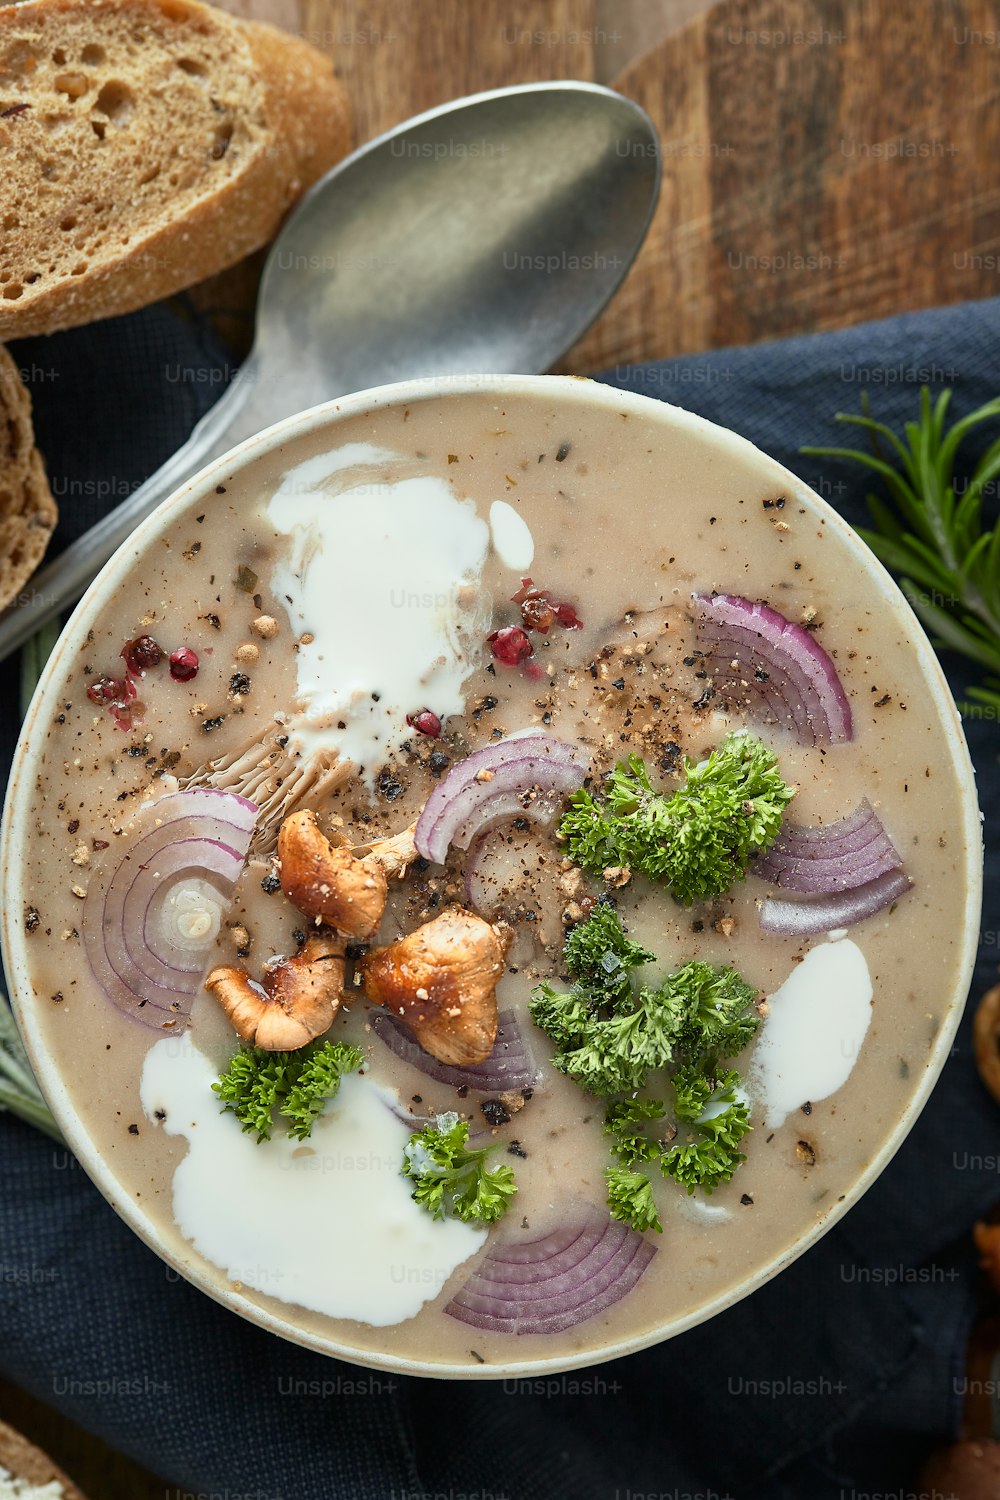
[
  {"left": 0, "top": 0, "right": 351, "bottom": 337},
  {"left": 0, "top": 344, "right": 57, "bottom": 611},
  {"left": 0, "top": 1416, "right": 86, "bottom": 1499},
  {"left": 0, "top": 1465, "right": 65, "bottom": 1499}
]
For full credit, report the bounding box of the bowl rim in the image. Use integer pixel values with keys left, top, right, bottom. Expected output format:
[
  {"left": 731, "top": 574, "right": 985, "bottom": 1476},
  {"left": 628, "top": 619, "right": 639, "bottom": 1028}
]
[{"left": 1, "top": 371, "right": 984, "bottom": 1379}]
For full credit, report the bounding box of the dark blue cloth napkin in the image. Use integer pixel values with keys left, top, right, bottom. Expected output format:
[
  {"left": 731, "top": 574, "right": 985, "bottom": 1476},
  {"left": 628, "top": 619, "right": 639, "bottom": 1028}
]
[{"left": 3, "top": 295, "right": 1000, "bottom": 1500}]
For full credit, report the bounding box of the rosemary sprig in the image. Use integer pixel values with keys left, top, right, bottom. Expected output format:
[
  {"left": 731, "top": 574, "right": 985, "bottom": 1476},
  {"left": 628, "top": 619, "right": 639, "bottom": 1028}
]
[
  {"left": 0, "top": 997, "right": 61, "bottom": 1141},
  {"left": 19, "top": 614, "right": 60, "bottom": 720},
  {"left": 803, "top": 387, "right": 1000, "bottom": 713}
]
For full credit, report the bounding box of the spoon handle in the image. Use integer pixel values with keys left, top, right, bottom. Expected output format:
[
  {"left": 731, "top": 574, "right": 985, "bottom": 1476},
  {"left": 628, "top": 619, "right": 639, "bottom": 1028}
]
[{"left": 0, "top": 362, "right": 265, "bottom": 663}]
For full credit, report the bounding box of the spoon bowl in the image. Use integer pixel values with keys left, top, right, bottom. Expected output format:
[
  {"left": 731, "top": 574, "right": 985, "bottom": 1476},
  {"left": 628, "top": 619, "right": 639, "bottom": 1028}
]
[{"left": 251, "top": 81, "right": 661, "bottom": 408}]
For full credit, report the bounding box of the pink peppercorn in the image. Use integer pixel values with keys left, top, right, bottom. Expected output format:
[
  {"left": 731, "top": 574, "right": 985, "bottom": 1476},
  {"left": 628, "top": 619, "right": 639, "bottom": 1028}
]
[
  {"left": 169, "top": 647, "right": 199, "bottom": 682},
  {"left": 120, "top": 634, "right": 164, "bottom": 675},
  {"left": 487, "top": 626, "right": 534, "bottom": 666},
  {"left": 406, "top": 709, "right": 442, "bottom": 738}
]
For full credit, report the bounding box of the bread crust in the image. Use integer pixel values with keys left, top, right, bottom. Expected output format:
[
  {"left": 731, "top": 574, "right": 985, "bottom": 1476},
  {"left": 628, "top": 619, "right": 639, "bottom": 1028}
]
[
  {"left": 0, "top": 345, "right": 58, "bottom": 612},
  {"left": 0, "top": 1417, "right": 88, "bottom": 1499},
  {"left": 0, "top": 0, "right": 351, "bottom": 338}
]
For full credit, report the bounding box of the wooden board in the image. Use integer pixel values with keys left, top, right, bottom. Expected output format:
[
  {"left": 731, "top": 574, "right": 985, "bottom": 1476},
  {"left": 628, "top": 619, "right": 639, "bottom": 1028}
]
[
  {"left": 568, "top": 0, "right": 1000, "bottom": 369},
  {"left": 209, "top": 0, "right": 1000, "bottom": 371}
]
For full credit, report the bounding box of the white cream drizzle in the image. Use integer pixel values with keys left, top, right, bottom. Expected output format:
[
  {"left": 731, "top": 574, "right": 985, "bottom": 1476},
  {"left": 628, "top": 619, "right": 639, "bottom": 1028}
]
[
  {"left": 267, "top": 447, "right": 490, "bottom": 774},
  {"left": 140, "top": 1035, "right": 486, "bottom": 1326},
  {"left": 751, "top": 937, "right": 873, "bottom": 1129},
  {"left": 675, "top": 1193, "right": 732, "bottom": 1225},
  {"left": 489, "top": 500, "right": 535, "bottom": 571}
]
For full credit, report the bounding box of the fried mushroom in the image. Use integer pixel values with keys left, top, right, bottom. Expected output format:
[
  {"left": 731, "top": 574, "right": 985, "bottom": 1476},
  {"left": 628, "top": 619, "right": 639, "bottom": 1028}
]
[
  {"left": 359, "top": 905, "right": 509, "bottom": 1067},
  {"left": 276, "top": 809, "right": 417, "bottom": 939},
  {"left": 205, "top": 927, "right": 346, "bottom": 1051}
]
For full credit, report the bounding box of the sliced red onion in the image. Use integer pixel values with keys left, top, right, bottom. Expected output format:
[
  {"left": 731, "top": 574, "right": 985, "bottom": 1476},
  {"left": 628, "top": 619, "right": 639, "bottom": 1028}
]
[
  {"left": 415, "top": 733, "right": 587, "bottom": 864},
  {"left": 692, "top": 592, "right": 853, "bottom": 745},
  {"left": 464, "top": 824, "right": 559, "bottom": 920},
  {"left": 758, "top": 868, "right": 913, "bottom": 937},
  {"left": 753, "top": 799, "right": 903, "bottom": 893},
  {"left": 82, "top": 788, "right": 257, "bottom": 1030},
  {"left": 383, "top": 1099, "right": 493, "bottom": 1145},
  {"left": 446, "top": 1207, "right": 655, "bottom": 1334},
  {"left": 371, "top": 1007, "right": 539, "bottom": 1092},
  {"left": 465, "top": 829, "right": 501, "bottom": 914}
]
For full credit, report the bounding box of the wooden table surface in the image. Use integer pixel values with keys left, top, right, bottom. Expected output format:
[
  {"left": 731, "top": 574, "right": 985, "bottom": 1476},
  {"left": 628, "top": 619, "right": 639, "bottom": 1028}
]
[
  {"left": 210, "top": 0, "right": 1000, "bottom": 372},
  {"left": 5, "top": 1, "right": 997, "bottom": 1495}
]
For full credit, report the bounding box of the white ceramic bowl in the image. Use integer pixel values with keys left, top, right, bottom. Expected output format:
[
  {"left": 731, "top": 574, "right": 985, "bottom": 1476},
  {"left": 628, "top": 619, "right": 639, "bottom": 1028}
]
[{"left": 1, "top": 375, "right": 983, "bottom": 1377}]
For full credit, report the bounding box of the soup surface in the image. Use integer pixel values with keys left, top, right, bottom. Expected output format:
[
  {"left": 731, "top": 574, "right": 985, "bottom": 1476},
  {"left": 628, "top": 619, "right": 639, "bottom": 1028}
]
[{"left": 2, "top": 380, "right": 978, "bottom": 1374}]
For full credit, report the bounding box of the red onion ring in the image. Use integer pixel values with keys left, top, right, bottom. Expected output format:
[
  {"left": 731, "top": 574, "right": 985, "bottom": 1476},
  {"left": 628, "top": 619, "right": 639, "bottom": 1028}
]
[
  {"left": 698, "top": 617, "right": 813, "bottom": 731},
  {"left": 758, "top": 868, "right": 913, "bottom": 937},
  {"left": 415, "top": 733, "right": 587, "bottom": 864},
  {"left": 464, "top": 829, "right": 500, "bottom": 914},
  {"left": 371, "top": 1007, "right": 539, "bottom": 1092},
  {"left": 463, "top": 823, "right": 559, "bottom": 919},
  {"left": 692, "top": 592, "right": 853, "bottom": 745},
  {"left": 446, "top": 1208, "right": 656, "bottom": 1334},
  {"left": 753, "top": 799, "right": 903, "bottom": 893},
  {"left": 82, "top": 788, "right": 257, "bottom": 1030}
]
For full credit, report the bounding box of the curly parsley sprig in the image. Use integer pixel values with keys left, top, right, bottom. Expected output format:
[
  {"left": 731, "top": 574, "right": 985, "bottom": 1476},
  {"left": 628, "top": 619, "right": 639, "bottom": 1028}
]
[
  {"left": 659, "top": 1070, "right": 752, "bottom": 1195},
  {"left": 213, "top": 1039, "right": 364, "bottom": 1142},
  {"left": 559, "top": 735, "right": 794, "bottom": 904},
  {"left": 606, "top": 1166, "right": 662, "bottom": 1234},
  {"left": 402, "top": 1113, "right": 517, "bottom": 1226},
  {"left": 530, "top": 904, "right": 760, "bottom": 1232},
  {"left": 804, "top": 387, "right": 1000, "bottom": 713}
]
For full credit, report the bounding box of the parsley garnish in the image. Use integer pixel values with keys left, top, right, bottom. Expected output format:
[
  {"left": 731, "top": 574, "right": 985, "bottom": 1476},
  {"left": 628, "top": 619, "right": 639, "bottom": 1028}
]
[
  {"left": 669, "top": 962, "right": 760, "bottom": 1064},
  {"left": 602, "top": 1068, "right": 753, "bottom": 1230},
  {"left": 604, "top": 1097, "right": 666, "bottom": 1164},
  {"left": 402, "top": 1113, "right": 517, "bottom": 1226},
  {"left": 531, "top": 905, "right": 760, "bottom": 1232},
  {"left": 606, "top": 1167, "right": 662, "bottom": 1234},
  {"left": 558, "top": 734, "right": 794, "bottom": 903},
  {"left": 660, "top": 1069, "right": 752, "bottom": 1194},
  {"left": 563, "top": 899, "right": 656, "bottom": 1004},
  {"left": 530, "top": 900, "right": 666, "bottom": 1093},
  {"left": 530, "top": 936, "right": 757, "bottom": 1099},
  {"left": 213, "top": 1040, "right": 364, "bottom": 1142}
]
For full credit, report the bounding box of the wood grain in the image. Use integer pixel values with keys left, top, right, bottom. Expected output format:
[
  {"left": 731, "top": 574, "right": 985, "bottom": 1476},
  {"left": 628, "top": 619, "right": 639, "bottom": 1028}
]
[
  {"left": 566, "top": 0, "right": 1000, "bottom": 370},
  {"left": 202, "top": 0, "right": 1000, "bottom": 371},
  {"left": 215, "top": 0, "right": 599, "bottom": 138}
]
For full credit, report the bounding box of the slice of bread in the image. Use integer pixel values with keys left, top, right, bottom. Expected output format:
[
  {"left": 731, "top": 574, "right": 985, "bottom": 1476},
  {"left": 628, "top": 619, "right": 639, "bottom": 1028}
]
[
  {"left": 0, "top": 1418, "right": 87, "bottom": 1499},
  {"left": 0, "top": 345, "right": 58, "bottom": 611},
  {"left": 0, "top": 0, "right": 351, "bottom": 338}
]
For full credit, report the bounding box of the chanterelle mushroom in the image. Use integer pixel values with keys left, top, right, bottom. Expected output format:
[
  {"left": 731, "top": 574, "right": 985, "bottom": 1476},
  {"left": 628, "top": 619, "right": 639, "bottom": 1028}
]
[
  {"left": 205, "top": 927, "right": 345, "bottom": 1051},
  {"left": 359, "top": 905, "right": 509, "bottom": 1067},
  {"left": 277, "top": 809, "right": 417, "bottom": 939}
]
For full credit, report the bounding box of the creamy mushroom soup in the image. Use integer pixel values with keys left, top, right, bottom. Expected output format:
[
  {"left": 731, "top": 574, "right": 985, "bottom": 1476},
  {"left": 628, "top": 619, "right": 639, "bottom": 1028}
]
[{"left": 2, "top": 379, "right": 979, "bottom": 1373}]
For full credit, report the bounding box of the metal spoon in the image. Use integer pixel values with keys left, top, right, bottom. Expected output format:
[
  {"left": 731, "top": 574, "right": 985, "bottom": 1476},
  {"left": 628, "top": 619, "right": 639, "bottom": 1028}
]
[{"left": 0, "top": 79, "right": 659, "bottom": 660}]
